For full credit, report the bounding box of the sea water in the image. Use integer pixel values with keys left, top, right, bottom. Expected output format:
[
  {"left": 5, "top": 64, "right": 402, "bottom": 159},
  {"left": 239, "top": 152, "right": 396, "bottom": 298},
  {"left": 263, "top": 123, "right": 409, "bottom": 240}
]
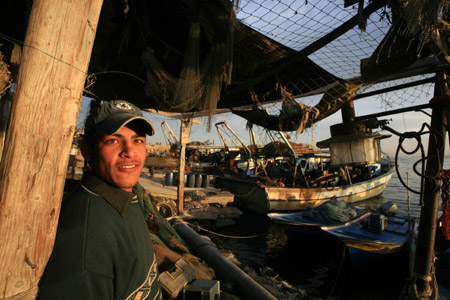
[
  {"left": 385, "top": 155, "right": 449, "bottom": 219},
  {"left": 211, "top": 155, "right": 450, "bottom": 300}
]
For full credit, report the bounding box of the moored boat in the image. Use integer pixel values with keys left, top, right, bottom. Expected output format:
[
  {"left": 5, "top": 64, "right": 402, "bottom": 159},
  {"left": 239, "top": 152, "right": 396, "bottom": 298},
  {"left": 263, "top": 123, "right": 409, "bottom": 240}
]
[
  {"left": 322, "top": 213, "right": 415, "bottom": 255},
  {"left": 267, "top": 199, "right": 372, "bottom": 234},
  {"left": 268, "top": 199, "right": 415, "bottom": 255},
  {"left": 268, "top": 204, "right": 371, "bottom": 229},
  {"left": 216, "top": 171, "right": 392, "bottom": 214},
  {"left": 215, "top": 119, "right": 393, "bottom": 214}
]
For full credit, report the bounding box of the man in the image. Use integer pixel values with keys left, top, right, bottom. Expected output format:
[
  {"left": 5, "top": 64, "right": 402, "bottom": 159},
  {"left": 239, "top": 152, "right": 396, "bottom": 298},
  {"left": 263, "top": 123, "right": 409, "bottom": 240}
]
[{"left": 38, "top": 100, "right": 162, "bottom": 300}]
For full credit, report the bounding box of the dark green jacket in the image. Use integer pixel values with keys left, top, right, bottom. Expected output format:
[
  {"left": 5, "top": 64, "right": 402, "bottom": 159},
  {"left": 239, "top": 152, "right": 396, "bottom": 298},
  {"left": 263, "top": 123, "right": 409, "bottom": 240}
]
[{"left": 37, "top": 172, "right": 162, "bottom": 300}]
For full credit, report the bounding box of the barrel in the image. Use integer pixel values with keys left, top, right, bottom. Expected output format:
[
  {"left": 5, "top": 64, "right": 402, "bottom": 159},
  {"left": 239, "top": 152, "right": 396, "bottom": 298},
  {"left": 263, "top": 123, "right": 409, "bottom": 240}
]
[
  {"left": 187, "top": 173, "right": 196, "bottom": 187},
  {"left": 194, "top": 173, "right": 202, "bottom": 188},
  {"left": 165, "top": 171, "right": 174, "bottom": 186},
  {"left": 201, "top": 174, "right": 210, "bottom": 188}
]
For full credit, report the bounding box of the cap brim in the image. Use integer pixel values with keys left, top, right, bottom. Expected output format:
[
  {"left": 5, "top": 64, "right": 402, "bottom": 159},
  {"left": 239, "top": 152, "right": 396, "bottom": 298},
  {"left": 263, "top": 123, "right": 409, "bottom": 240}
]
[{"left": 95, "top": 114, "right": 155, "bottom": 136}]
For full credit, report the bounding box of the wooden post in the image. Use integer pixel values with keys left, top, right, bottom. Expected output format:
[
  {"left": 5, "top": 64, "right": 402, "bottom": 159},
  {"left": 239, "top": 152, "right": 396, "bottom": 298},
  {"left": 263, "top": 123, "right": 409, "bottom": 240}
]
[
  {"left": 341, "top": 100, "right": 356, "bottom": 123},
  {"left": 0, "top": 0, "right": 103, "bottom": 298},
  {"left": 177, "top": 119, "right": 191, "bottom": 215},
  {"left": 411, "top": 72, "right": 448, "bottom": 299}
]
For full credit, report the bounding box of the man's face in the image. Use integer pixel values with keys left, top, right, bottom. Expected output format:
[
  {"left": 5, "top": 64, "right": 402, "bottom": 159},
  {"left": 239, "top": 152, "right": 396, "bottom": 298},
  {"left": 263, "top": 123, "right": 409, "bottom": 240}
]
[{"left": 90, "top": 122, "right": 147, "bottom": 192}]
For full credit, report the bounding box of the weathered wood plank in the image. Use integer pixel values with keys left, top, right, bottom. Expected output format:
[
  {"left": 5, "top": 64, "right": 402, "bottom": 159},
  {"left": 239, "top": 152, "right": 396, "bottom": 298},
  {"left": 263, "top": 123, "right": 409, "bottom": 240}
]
[{"left": 0, "top": 0, "right": 103, "bottom": 298}]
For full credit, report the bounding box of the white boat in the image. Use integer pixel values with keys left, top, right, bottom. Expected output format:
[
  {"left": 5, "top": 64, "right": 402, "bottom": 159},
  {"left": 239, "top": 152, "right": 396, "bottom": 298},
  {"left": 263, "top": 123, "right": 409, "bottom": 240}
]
[
  {"left": 215, "top": 169, "right": 392, "bottom": 214},
  {"left": 214, "top": 119, "right": 393, "bottom": 214}
]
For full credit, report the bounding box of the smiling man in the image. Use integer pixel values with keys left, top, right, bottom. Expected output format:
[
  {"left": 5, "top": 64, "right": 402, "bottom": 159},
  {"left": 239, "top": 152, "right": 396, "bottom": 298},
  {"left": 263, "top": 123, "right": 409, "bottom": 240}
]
[{"left": 37, "top": 100, "right": 162, "bottom": 300}]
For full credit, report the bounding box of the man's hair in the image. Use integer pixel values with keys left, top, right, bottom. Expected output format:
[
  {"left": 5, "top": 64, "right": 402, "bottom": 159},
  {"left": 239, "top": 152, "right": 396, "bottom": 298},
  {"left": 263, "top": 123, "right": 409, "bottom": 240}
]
[{"left": 82, "top": 100, "right": 103, "bottom": 146}]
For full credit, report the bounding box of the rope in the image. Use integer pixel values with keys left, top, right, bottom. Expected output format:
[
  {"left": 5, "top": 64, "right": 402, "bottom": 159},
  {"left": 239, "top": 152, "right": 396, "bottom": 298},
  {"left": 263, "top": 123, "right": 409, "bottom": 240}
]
[
  {"left": 182, "top": 221, "right": 266, "bottom": 239},
  {"left": 232, "top": 185, "right": 258, "bottom": 198},
  {"left": 381, "top": 123, "right": 445, "bottom": 205},
  {"left": 196, "top": 225, "right": 267, "bottom": 239},
  {"left": 325, "top": 243, "right": 348, "bottom": 299},
  {"left": 409, "top": 267, "right": 439, "bottom": 300}
]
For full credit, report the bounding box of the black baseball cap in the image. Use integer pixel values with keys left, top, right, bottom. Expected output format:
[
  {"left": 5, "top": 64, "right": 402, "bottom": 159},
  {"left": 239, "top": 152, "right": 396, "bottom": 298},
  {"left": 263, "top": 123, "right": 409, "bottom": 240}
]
[{"left": 85, "top": 100, "right": 154, "bottom": 136}]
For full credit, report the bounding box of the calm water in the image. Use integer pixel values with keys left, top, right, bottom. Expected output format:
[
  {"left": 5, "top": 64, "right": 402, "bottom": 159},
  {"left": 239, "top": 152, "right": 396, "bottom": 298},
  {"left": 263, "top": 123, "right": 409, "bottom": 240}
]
[
  {"left": 384, "top": 155, "right": 449, "bottom": 219},
  {"left": 210, "top": 156, "right": 450, "bottom": 300}
]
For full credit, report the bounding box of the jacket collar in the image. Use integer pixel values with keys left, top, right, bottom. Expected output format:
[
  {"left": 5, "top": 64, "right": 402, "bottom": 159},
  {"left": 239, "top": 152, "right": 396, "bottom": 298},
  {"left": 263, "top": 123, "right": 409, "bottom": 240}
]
[{"left": 81, "top": 172, "right": 136, "bottom": 218}]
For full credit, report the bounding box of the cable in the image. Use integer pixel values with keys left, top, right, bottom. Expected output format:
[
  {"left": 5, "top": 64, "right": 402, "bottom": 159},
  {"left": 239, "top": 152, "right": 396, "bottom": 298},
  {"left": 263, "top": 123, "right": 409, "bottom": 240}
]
[
  {"left": 188, "top": 222, "right": 267, "bottom": 239},
  {"left": 325, "top": 244, "right": 348, "bottom": 299},
  {"left": 381, "top": 123, "right": 445, "bottom": 204},
  {"left": 0, "top": 31, "right": 86, "bottom": 74}
]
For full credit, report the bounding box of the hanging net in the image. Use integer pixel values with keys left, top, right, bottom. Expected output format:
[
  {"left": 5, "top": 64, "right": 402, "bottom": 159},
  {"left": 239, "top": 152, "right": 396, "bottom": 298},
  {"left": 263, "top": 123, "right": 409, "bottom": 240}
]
[{"left": 0, "top": 50, "right": 11, "bottom": 98}]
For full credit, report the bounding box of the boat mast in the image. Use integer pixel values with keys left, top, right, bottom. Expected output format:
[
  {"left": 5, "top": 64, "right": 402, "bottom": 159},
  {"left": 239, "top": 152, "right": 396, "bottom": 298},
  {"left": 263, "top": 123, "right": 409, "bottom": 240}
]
[
  {"left": 161, "top": 121, "right": 181, "bottom": 152},
  {"left": 215, "top": 121, "right": 253, "bottom": 157}
]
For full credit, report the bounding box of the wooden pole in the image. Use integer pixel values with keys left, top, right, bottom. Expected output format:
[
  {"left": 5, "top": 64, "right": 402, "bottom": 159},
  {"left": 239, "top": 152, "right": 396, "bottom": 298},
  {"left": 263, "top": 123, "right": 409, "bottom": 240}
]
[
  {"left": 411, "top": 72, "right": 448, "bottom": 299},
  {"left": 0, "top": 0, "right": 103, "bottom": 298},
  {"left": 177, "top": 120, "right": 192, "bottom": 215},
  {"left": 341, "top": 100, "right": 356, "bottom": 123}
]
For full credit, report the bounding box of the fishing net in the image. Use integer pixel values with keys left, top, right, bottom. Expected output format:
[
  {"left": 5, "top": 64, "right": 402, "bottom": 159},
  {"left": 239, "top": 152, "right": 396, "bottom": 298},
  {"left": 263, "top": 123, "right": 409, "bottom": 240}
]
[
  {"left": 303, "top": 198, "right": 359, "bottom": 225},
  {"left": 82, "top": 0, "right": 447, "bottom": 132},
  {"left": 215, "top": 0, "right": 447, "bottom": 132},
  {"left": 79, "top": 0, "right": 448, "bottom": 134},
  {"left": 390, "top": 0, "right": 448, "bottom": 55},
  {"left": 0, "top": 49, "right": 11, "bottom": 98},
  {"left": 134, "top": 182, "right": 215, "bottom": 279},
  {"left": 141, "top": 0, "right": 236, "bottom": 129}
]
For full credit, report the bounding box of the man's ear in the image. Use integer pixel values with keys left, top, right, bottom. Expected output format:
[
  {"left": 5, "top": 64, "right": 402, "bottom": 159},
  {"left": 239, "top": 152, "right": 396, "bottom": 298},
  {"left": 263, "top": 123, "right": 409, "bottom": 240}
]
[{"left": 79, "top": 139, "right": 93, "bottom": 167}]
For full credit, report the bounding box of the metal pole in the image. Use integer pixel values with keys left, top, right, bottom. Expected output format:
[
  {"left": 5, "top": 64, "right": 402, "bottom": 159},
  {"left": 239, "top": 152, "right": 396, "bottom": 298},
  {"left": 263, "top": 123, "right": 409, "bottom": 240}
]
[
  {"left": 411, "top": 72, "right": 448, "bottom": 299},
  {"left": 407, "top": 172, "right": 411, "bottom": 221}
]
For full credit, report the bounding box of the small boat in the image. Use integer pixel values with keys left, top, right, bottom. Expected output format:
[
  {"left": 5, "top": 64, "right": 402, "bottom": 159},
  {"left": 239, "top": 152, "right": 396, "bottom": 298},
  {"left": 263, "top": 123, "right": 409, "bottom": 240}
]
[
  {"left": 322, "top": 213, "right": 415, "bottom": 255},
  {"left": 268, "top": 197, "right": 372, "bottom": 233},
  {"left": 267, "top": 207, "right": 372, "bottom": 234},
  {"left": 268, "top": 200, "right": 414, "bottom": 255}
]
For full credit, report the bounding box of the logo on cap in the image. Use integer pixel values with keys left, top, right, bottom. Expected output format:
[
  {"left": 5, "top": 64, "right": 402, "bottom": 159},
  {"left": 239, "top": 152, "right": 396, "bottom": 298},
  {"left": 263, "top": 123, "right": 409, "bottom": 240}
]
[{"left": 112, "top": 101, "right": 136, "bottom": 112}]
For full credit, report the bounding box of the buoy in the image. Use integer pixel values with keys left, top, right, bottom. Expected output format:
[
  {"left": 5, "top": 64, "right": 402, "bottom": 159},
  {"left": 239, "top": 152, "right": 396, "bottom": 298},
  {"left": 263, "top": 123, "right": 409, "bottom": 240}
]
[{"left": 201, "top": 174, "right": 210, "bottom": 188}]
